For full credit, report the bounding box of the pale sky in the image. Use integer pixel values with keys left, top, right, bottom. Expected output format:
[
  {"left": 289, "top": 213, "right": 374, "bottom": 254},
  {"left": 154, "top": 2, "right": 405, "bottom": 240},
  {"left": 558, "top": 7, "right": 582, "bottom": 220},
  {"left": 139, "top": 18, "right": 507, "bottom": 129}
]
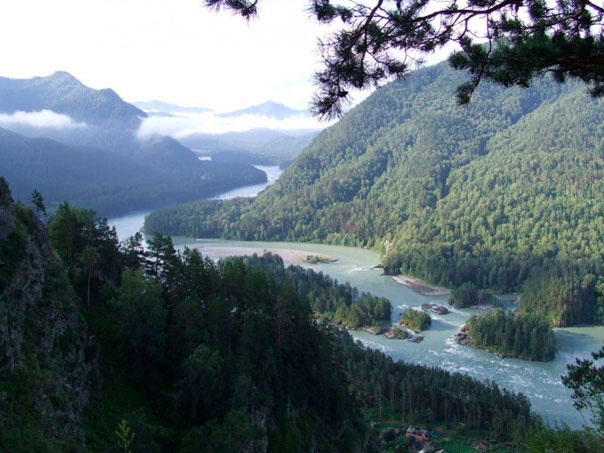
[{"left": 0, "top": 0, "right": 449, "bottom": 112}]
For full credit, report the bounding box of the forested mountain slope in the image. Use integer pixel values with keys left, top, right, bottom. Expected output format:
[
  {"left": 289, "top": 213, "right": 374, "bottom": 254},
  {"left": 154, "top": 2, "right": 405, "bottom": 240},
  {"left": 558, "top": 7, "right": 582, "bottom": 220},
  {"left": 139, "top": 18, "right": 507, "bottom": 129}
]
[
  {"left": 0, "top": 71, "right": 145, "bottom": 128},
  {"left": 0, "top": 128, "right": 266, "bottom": 217},
  {"left": 146, "top": 62, "right": 604, "bottom": 325}
]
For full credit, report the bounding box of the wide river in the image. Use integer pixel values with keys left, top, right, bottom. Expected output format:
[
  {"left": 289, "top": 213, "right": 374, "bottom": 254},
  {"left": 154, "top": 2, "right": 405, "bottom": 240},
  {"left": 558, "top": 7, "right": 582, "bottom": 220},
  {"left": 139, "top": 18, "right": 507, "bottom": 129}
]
[{"left": 109, "top": 166, "right": 603, "bottom": 430}]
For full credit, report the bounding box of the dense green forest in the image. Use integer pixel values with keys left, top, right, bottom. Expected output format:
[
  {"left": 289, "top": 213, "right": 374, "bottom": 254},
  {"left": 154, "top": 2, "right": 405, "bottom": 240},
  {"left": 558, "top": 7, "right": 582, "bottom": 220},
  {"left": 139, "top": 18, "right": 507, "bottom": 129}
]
[
  {"left": 466, "top": 311, "right": 557, "bottom": 361},
  {"left": 6, "top": 178, "right": 582, "bottom": 451},
  {"left": 226, "top": 252, "right": 392, "bottom": 329},
  {"left": 399, "top": 309, "right": 431, "bottom": 332},
  {"left": 519, "top": 265, "right": 604, "bottom": 327},
  {"left": 449, "top": 282, "right": 498, "bottom": 309},
  {"left": 146, "top": 63, "right": 604, "bottom": 326}
]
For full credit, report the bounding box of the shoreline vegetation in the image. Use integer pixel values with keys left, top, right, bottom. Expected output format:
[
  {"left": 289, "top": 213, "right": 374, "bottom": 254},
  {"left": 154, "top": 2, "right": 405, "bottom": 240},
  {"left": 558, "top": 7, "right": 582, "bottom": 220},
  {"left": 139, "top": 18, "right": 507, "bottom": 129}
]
[
  {"left": 301, "top": 254, "right": 338, "bottom": 264},
  {"left": 229, "top": 252, "right": 393, "bottom": 331},
  {"left": 399, "top": 308, "right": 432, "bottom": 333},
  {"left": 449, "top": 282, "right": 500, "bottom": 309},
  {"left": 195, "top": 246, "right": 338, "bottom": 265},
  {"left": 315, "top": 315, "right": 390, "bottom": 336},
  {"left": 392, "top": 275, "right": 450, "bottom": 297},
  {"left": 454, "top": 310, "right": 557, "bottom": 361}
]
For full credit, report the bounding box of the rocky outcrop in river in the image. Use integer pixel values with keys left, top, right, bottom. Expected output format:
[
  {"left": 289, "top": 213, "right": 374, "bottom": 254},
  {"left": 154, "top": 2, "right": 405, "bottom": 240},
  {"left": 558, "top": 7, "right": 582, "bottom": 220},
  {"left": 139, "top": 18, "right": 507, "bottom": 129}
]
[
  {"left": 453, "top": 325, "right": 472, "bottom": 346},
  {"left": 385, "top": 327, "right": 408, "bottom": 339},
  {"left": 421, "top": 303, "right": 450, "bottom": 315}
]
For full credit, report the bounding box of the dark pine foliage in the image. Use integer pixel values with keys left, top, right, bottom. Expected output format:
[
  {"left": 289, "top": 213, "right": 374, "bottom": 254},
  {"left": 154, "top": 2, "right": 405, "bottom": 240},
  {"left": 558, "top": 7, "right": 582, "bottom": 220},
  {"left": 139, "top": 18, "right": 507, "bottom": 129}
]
[
  {"left": 227, "top": 252, "right": 392, "bottom": 329},
  {"left": 399, "top": 308, "right": 431, "bottom": 332},
  {"left": 466, "top": 310, "right": 557, "bottom": 361},
  {"left": 332, "top": 326, "right": 533, "bottom": 437},
  {"left": 449, "top": 282, "right": 497, "bottom": 309},
  {"left": 563, "top": 342, "right": 604, "bottom": 431},
  {"left": 205, "top": 0, "right": 604, "bottom": 118}
]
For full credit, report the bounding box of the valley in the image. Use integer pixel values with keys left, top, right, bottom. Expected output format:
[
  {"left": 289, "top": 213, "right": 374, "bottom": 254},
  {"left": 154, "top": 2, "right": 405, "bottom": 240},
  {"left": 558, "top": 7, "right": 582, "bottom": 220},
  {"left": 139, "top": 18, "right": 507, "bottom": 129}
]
[
  {"left": 0, "top": 0, "right": 604, "bottom": 453},
  {"left": 4, "top": 0, "right": 604, "bottom": 450}
]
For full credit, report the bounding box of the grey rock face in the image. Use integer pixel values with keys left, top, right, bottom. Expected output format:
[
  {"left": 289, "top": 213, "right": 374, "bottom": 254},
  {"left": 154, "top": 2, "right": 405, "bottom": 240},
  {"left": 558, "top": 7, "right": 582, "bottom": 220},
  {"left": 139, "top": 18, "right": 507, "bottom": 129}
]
[{"left": 0, "top": 178, "right": 95, "bottom": 440}]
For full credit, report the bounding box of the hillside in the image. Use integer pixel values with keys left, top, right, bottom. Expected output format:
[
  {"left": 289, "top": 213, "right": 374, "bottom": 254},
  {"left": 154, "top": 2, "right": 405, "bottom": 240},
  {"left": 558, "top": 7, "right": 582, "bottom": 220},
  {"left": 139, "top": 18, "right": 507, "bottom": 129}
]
[
  {"left": 0, "top": 71, "right": 145, "bottom": 128},
  {"left": 0, "top": 128, "right": 266, "bottom": 217},
  {"left": 146, "top": 62, "right": 604, "bottom": 326},
  {"left": 0, "top": 178, "right": 94, "bottom": 449},
  {"left": 0, "top": 71, "right": 269, "bottom": 216}
]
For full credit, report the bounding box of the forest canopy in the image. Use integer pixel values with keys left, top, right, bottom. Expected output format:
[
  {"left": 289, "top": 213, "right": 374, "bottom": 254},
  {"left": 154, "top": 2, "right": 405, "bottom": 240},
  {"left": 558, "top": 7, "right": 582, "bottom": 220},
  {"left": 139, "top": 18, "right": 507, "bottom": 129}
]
[
  {"left": 466, "top": 310, "right": 557, "bottom": 361},
  {"left": 0, "top": 186, "right": 537, "bottom": 450}
]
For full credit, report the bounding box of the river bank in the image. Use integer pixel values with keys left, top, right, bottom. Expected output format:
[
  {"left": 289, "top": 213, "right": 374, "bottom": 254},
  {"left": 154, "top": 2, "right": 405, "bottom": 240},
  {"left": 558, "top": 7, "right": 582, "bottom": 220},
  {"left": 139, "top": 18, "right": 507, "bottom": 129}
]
[
  {"left": 194, "top": 245, "right": 337, "bottom": 266},
  {"left": 392, "top": 275, "right": 450, "bottom": 297}
]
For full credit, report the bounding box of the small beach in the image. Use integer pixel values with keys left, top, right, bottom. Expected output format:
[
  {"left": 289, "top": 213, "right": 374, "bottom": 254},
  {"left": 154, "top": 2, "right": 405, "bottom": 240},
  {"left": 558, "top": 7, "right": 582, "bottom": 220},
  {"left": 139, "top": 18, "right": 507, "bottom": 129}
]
[
  {"left": 392, "top": 275, "right": 450, "bottom": 297},
  {"left": 195, "top": 245, "right": 338, "bottom": 265}
]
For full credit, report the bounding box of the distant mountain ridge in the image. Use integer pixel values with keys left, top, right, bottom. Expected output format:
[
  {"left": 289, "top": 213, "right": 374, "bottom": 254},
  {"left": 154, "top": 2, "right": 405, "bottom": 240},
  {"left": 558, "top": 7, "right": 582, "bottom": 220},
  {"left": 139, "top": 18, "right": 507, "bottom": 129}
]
[
  {"left": 218, "top": 100, "right": 308, "bottom": 120},
  {"left": 133, "top": 99, "right": 212, "bottom": 114},
  {"left": 181, "top": 128, "right": 319, "bottom": 165},
  {"left": 0, "top": 126, "right": 266, "bottom": 217},
  {"left": 0, "top": 71, "right": 146, "bottom": 128}
]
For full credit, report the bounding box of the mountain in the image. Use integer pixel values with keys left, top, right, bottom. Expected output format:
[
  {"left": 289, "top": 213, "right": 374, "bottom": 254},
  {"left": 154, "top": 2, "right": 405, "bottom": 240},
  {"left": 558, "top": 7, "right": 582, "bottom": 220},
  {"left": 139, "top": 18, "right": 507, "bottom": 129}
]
[
  {"left": 133, "top": 99, "right": 212, "bottom": 114},
  {"left": 0, "top": 72, "right": 269, "bottom": 216},
  {"left": 0, "top": 71, "right": 148, "bottom": 152},
  {"left": 0, "top": 71, "right": 146, "bottom": 128},
  {"left": 0, "top": 127, "right": 266, "bottom": 217},
  {"left": 135, "top": 136, "right": 203, "bottom": 169},
  {"left": 145, "top": 62, "right": 604, "bottom": 326},
  {"left": 218, "top": 101, "right": 307, "bottom": 120}
]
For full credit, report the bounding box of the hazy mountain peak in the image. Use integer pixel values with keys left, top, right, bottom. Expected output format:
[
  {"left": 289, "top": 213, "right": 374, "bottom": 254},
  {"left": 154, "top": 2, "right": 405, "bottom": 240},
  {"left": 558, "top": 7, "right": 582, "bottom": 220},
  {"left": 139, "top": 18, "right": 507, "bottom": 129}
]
[
  {"left": 260, "top": 100, "right": 283, "bottom": 107},
  {"left": 48, "top": 70, "right": 80, "bottom": 83},
  {"left": 219, "top": 101, "right": 308, "bottom": 120},
  {"left": 98, "top": 87, "right": 125, "bottom": 102},
  {"left": 133, "top": 100, "right": 212, "bottom": 114},
  {"left": 0, "top": 71, "right": 146, "bottom": 127}
]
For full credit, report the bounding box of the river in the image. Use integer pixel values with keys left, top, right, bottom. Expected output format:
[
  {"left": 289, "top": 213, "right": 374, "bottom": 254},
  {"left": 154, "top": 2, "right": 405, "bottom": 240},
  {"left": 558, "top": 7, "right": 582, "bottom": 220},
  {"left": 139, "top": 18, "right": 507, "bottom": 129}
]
[
  {"left": 109, "top": 165, "right": 284, "bottom": 242},
  {"left": 212, "top": 165, "right": 283, "bottom": 200},
  {"left": 108, "top": 169, "right": 603, "bottom": 430}
]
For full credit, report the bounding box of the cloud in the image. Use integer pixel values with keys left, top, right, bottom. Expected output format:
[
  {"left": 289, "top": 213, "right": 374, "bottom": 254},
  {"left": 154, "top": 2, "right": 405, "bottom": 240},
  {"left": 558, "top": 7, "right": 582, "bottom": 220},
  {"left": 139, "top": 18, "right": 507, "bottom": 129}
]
[
  {"left": 136, "top": 111, "right": 333, "bottom": 139},
  {"left": 0, "top": 110, "right": 87, "bottom": 129}
]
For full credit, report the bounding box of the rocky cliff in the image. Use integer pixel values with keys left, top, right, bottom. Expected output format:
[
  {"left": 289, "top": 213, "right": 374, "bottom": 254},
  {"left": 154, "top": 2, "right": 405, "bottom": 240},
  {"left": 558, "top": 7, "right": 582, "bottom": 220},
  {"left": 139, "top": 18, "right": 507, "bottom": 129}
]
[{"left": 0, "top": 177, "right": 94, "bottom": 449}]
